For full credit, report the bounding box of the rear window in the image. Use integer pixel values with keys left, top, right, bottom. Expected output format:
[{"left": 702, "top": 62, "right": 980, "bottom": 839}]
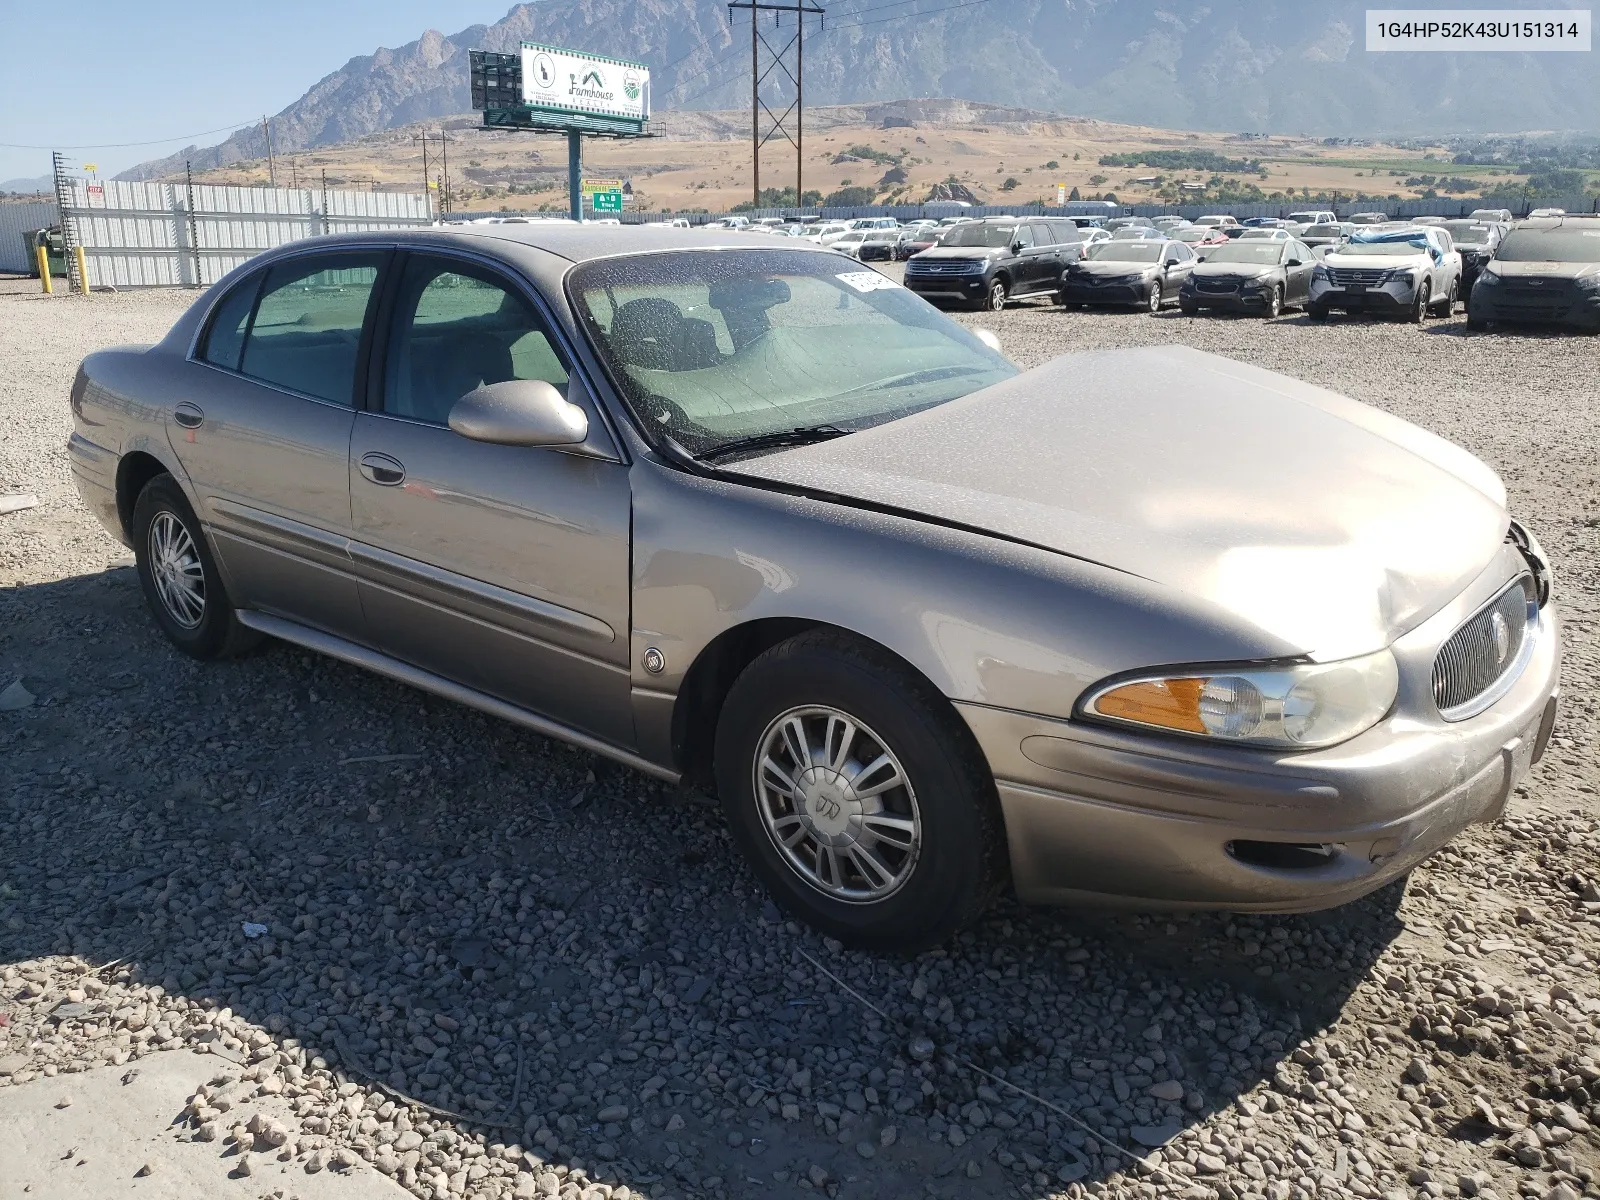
[
  {"left": 199, "top": 272, "right": 262, "bottom": 370},
  {"left": 1497, "top": 228, "right": 1600, "bottom": 263},
  {"left": 1442, "top": 222, "right": 1494, "bottom": 244},
  {"left": 237, "top": 254, "right": 384, "bottom": 405}
]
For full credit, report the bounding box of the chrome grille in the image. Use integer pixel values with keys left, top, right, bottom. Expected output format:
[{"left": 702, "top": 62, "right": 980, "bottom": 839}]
[
  {"left": 1432, "top": 577, "right": 1536, "bottom": 719},
  {"left": 906, "top": 259, "right": 981, "bottom": 275},
  {"left": 1326, "top": 267, "right": 1388, "bottom": 286}
]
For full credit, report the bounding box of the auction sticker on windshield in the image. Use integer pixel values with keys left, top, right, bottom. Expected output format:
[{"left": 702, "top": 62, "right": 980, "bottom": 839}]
[
  {"left": 837, "top": 271, "right": 902, "bottom": 293},
  {"left": 1367, "top": 9, "right": 1591, "bottom": 50}
]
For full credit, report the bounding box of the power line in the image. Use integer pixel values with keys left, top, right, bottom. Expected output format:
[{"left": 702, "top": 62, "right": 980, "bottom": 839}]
[{"left": 0, "top": 118, "right": 263, "bottom": 151}]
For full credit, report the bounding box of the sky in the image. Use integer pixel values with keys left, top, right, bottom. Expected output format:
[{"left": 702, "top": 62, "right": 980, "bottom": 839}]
[{"left": 0, "top": 0, "right": 508, "bottom": 186}]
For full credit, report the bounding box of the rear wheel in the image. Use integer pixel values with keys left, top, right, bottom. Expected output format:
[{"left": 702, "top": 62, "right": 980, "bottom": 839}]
[
  {"left": 132, "top": 474, "right": 260, "bottom": 660},
  {"left": 1264, "top": 285, "right": 1283, "bottom": 319},
  {"left": 983, "top": 277, "right": 1008, "bottom": 312},
  {"left": 1411, "top": 278, "right": 1432, "bottom": 324},
  {"left": 714, "top": 631, "right": 1004, "bottom": 952}
]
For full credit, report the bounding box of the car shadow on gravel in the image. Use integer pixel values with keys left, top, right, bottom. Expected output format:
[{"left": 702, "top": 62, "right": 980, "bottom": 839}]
[{"left": 1, "top": 569, "right": 1410, "bottom": 1200}]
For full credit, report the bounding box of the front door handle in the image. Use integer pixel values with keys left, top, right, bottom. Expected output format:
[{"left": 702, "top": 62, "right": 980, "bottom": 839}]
[
  {"left": 359, "top": 452, "right": 406, "bottom": 487},
  {"left": 173, "top": 403, "right": 204, "bottom": 429}
]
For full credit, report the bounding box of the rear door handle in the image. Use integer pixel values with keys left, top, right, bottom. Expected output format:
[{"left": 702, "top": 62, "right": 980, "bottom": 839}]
[
  {"left": 358, "top": 452, "right": 406, "bottom": 487},
  {"left": 173, "top": 403, "right": 204, "bottom": 429}
]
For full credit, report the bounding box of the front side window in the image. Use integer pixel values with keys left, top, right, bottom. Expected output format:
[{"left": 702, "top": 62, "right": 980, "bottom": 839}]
[
  {"left": 238, "top": 254, "right": 385, "bottom": 405},
  {"left": 384, "top": 256, "right": 569, "bottom": 425},
  {"left": 569, "top": 249, "right": 1016, "bottom": 458}
]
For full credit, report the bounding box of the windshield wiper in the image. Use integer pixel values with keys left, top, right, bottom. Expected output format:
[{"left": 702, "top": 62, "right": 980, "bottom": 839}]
[{"left": 697, "top": 424, "right": 854, "bottom": 464}]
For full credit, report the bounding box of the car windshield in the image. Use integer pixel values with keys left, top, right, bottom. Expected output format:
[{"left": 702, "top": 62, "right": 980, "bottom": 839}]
[
  {"left": 1496, "top": 228, "right": 1600, "bottom": 262},
  {"left": 1084, "top": 242, "right": 1163, "bottom": 263},
  {"left": 569, "top": 249, "right": 1017, "bottom": 457},
  {"left": 1200, "top": 242, "right": 1285, "bottom": 265},
  {"left": 1442, "top": 222, "right": 1494, "bottom": 245},
  {"left": 941, "top": 224, "right": 1016, "bottom": 248},
  {"left": 1304, "top": 224, "right": 1343, "bottom": 237}
]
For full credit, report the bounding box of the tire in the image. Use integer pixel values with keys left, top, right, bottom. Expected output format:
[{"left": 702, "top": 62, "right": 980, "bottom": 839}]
[
  {"left": 1440, "top": 277, "right": 1459, "bottom": 315},
  {"left": 1264, "top": 285, "right": 1282, "bottom": 319},
  {"left": 1467, "top": 313, "right": 1489, "bottom": 333},
  {"left": 714, "top": 631, "right": 1005, "bottom": 952},
  {"left": 1307, "top": 304, "right": 1329, "bottom": 322},
  {"left": 131, "top": 474, "right": 260, "bottom": 660},
  {"left": 1146, "top": 283, "right": 1163, "bottom": 314},
  {"left": 982, "top": 277, "right": 1008, "bottom": 312},
  {"left": 1179, "top": 299, "right": 1199, "bottom": 316},
  {"left": 1411, "top": 278, "right": 1431, "bottom": 324}
]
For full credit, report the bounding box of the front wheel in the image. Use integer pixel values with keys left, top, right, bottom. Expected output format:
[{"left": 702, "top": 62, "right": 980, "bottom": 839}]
[
  {"left": 1146, "top": 282, "right": 1163, "bottom": 314},
  {"left": 1440, "top": 277, "right": 1459, "bottom": 315},
  {"left": 982, "top": 278, "right": 1008, "bottom": 312},
  {"left": 132, "top": 474, "right": 260, "bottom": 660},
  {"left": 1411, "top": 278, "right": 1432, "bottom": 324},
  {"left": 1179, "top": 299, "right": 1199, "bottom": 316},
  {"left": 1264, "top": 285, "right": 1283, "bottom": 319},
  {"left": 1307, "top": 304, "right": 1329, "bottom": 322},
  {"left": 714, "top": 632, "right": 1005, "bottom": 952}
]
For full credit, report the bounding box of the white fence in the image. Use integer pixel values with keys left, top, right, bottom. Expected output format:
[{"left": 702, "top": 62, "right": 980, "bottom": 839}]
[
  {"left": 61, "top": 180, "right": 433, "bottom": 289},
  {"left": 0, "top": 202, "right": 58, "bottom": 274}
]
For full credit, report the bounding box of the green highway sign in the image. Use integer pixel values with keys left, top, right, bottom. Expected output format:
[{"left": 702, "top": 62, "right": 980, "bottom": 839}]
[{"left": 591, "top": 190, "right": 624, "bottom": 213}]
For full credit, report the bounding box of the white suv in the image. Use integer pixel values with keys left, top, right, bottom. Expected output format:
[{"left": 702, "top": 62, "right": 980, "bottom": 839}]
[{"left": 1308, "top": 226, "right": 1463, "bottom": 322}]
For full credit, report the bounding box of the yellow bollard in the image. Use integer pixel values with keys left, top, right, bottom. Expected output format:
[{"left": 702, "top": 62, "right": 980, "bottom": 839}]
[
  {"left": 36, "top": 244, "right": 52, "bottom": 294},
  {"left": 74, "top": 245, "right": 90, "bottom": 295}
]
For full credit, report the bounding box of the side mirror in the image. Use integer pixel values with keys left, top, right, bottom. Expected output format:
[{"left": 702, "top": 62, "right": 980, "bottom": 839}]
[{"left": 449, "top": 379, "right": 588, "bottom": 447}]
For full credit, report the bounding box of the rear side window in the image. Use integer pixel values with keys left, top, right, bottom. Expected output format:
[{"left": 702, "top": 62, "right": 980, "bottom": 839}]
[
  {"left": 1028, "top": 222, "right": 1055, "bottom": 246},
  {"left": 238, "top": 254, "right": 385, "bottom": 406},
  {"left": 199, "top": 273, "right": 262, "bottom": 371}
]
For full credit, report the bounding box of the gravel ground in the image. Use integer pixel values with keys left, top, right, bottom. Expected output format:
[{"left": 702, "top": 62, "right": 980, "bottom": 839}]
[{"left": 1, "top": 276, "right": 1597, "bottom": 1200}]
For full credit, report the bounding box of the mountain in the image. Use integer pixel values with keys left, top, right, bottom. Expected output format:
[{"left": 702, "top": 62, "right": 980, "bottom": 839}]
[
  {"left": 1, "top": 174, "right": 54, "bottom": 195},
  {"left": 118, "top": 0, "right": 1600, "bottom": 180}
]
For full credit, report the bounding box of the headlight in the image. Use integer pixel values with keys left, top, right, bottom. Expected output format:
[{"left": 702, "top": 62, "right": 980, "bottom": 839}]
[
  {"left": 1477, "top": 268, "right": 1501, "bottom": 287},
  {"left": 1081, "top": 650, "right": 1399, "bottom": 750},
  {"left": 1311, "top": 265, "right": 1328, "bottom": 281}
]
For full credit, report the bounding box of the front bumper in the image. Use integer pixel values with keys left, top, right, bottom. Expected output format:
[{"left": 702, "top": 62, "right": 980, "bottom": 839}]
[
  {"left": 1471, "top": 281, "right": 1600, "bottom": 331},
  {"left": 960, "top": 561, "right": 1562, "bottom": 912},
  {"left": 904, "top": 271, "right": 988, "bottom": 301},
  {"left": 1059, "top": 277, "right": 1152, "bottom": 306},
  {"left": 1181, "top": 280, "right": 1275, "bottom": 311},
  {"left": 1309, "top": 277, "right": 1416, "bottom": 314}
]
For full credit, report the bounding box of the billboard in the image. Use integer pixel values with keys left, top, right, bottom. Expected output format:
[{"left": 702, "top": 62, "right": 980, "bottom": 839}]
[{"left": 521, "top": 43, "right": 650, "bottom": 125}]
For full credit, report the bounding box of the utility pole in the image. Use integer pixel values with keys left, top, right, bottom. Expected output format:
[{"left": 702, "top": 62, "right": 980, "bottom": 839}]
[
  {"left": 262, "top": 116, "right": 276, "bottom": 187},
  {"left": 441, "top": 128, "right": 450, "bottom": 216},
  {"left": 728, "top": 1, "right": 825, "bottom": 211}
]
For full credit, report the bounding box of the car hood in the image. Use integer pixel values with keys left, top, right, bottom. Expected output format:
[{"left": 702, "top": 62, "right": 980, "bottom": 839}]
[
  {"left": 732, "top": 347, "right": 1508, "bottom": 660},
  {"left": 1070, "top": 259, "right": 1159, "bottom": 275},
  {"left": 1324, "top": 252, "right": 1433, "bottom": 269},
  {"left": 1485, "top": 259, "right": 1600, "bottom": 281},
  {"left": 1190, "top": 262, "right": 1277, "bottom": 278},
  {"left": 913, "top": 246, "right": 999, "bottom": 260}
]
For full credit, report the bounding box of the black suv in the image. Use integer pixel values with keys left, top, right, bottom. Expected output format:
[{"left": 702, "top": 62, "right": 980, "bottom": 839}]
[{"left": 903, "top": 217, "right": 1088, "bottom": 310}]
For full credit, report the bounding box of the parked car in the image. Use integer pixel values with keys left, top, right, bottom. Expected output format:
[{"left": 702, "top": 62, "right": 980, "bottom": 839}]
[
  {"left": 1528, "top": 207, "right": 1567, "bottom": 219},
  {"left": 816, "top": 224, "right": 856, "bottom": 245},
  {"left": 849, "top": 217, "right": 900, "bottom": 231},
  {"left": 1439, "top": 220, "right": 1505, "bottom": 306},
  {"left": 1105, "top": 216, "right": 1156, "bottom": 232},
  {"left": 1348, "top": 212, "right": 1389, "bottom": 225},
  {"left": 854, "top": 230, "right": 902, "bottom": 263},
  {"left": 902, "top": 216, "right": 1085, "bottom": 310},
  {"left": 1299, "top": 221, "right": 1353, "bottom": 250},
  {"left": 1287, "top": 210, "right": 1338, "bottom": 226},
  {"left": 1241, "top": 217, "right": 1289, "bottom": 228},
  {"left": 1468, "top": 216, "right": 1600, "bottom": 333},
  {"left": 1180, "top": 237, "right": 1317, "bottom": 318},
  {"left": 1151, "top": 215, "right": 1187, "bottom": 230},
  {"left": 894, "top": 226, "right": 944, "bottom": 260},
  {"left": 1236, "top": 228, "right": 1291, "bottom": 241},
  {"left": 1110, "top": 226, "right": 1167, "bottom": 240},
  {"left": 69, "top": 224, "right": 1561, "bottom": 949},
  {"left": 1058, "top": 237, "right": 1196, "bottom": 313},
  {"left": 709, "top": 216, "right": 751, "bottom": 229},
  {"left": 825, "top": 230, "right": 874, "bottom": 258},
  {"left": 1308, "top": 226, "right": 1463, "bottom": 322},
  {"left": 1413, "top": 216, "right": 1448, "bottom": 227},
  {"left": 1469, "top": 208, "right": 1514, "bottom": 224},
  {"left": 1171, "top": 224, "right": 1231, "bottom": 248},
  {"left": 1193, "top": 215, "right": 1242, "bottom": 230}
]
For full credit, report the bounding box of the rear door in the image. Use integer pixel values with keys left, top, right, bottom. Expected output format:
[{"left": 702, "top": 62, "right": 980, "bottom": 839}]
[
  {"left": 347, "top": 251, "right": 634, "bottom": 745},
  {"left": 170, "top": 250, "right": 387, "bottom": 638}
]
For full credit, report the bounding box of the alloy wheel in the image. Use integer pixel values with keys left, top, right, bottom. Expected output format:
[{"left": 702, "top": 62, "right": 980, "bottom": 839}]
[
  {"left": 986, "top": 280, "right": 1007, "bottom": 312},
  {"left": 147, "top": 510, "right": 206, "bottom": 629},
  {"left": 752, "top": 705, "right": 922, "bottom": 903},
  {"left": 1147, "top": 283, "right": 1162, "bottom": 313},
  {"left": 1266, "top": 286, "right": 1282, "bottom": 319}
]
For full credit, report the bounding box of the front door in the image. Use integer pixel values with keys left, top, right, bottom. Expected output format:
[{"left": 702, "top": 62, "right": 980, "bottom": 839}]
[
  {"left": 167, "top": 251, "right": 387, "bottom": 639},
  {"left": 347, "top": 252, "right": 634, "bottom": 746},
  {"left": 1284, "top": 242, "right": 1315, "bottom": 302}
]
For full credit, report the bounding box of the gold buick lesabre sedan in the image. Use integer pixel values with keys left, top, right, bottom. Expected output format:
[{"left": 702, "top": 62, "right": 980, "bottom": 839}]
[{"left": 68, "top": 225, "right": 1560, "bottom": 950}]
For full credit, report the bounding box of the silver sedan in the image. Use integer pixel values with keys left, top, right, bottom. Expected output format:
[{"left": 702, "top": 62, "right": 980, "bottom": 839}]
[{"left": 68, "top": 226, "right": 1561, "bottom": 950}]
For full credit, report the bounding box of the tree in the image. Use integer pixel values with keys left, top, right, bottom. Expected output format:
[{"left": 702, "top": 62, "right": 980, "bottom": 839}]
[
  {"left": 1001, "top": 177, "right": 1020, "bottom": 191},
  {"left": 823, "top": 185, "right": 877, "bottom": 207},
  {"left": 1044, "top": 160, "right": 1059, "bottom": 170},
  {"left": 1068, "top": 185, "right": 1081, "bottom": 201},
  {"left": 1089, "top": 174, "right": 1107, "bottom": 186}
]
